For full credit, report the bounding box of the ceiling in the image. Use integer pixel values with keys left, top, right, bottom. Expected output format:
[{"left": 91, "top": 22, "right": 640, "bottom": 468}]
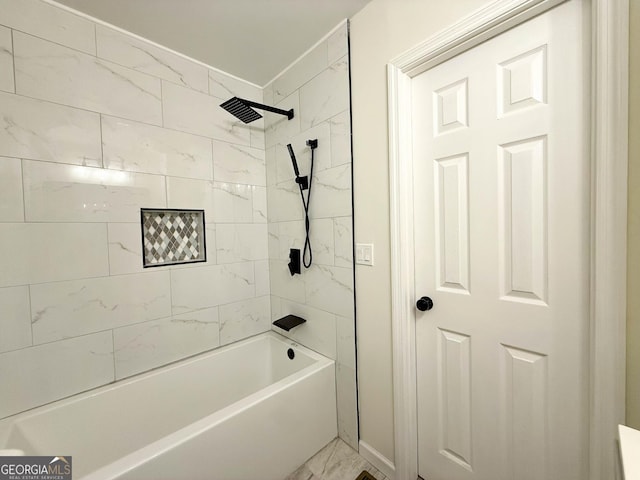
[{"left": 54, "top": 0, "right": 371, "bottom": 86}]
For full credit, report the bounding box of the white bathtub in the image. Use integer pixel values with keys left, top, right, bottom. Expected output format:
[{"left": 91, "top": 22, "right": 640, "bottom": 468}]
[{"left": 0, "top": 331, "right": 337, "bottom": 479}]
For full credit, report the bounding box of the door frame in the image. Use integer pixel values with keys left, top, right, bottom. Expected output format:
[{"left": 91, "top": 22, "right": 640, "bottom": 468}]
[{"left": 387, "top": 0, "right": 629, "bottom": 479}]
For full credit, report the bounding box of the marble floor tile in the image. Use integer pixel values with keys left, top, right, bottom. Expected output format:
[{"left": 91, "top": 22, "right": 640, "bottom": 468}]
[{"left": 285, "top": 438, "right": 387, "bottom": 480}]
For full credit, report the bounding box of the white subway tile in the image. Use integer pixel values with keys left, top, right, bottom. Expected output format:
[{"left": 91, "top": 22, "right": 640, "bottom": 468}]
[
  {"left": 14, "top": 33, "right": 162, "bottom": 125},
  {"left": 0, "top": 286, "right": 31, "bottom": 353},
  {"left": 334, "top": 217, "right": 353, "bottom": 268},
  {"left": 328, "top": 25, "right": 349, "bottom": 65},
  {"left": 268, "top": 223, "right": 279, "bottom": 260},
  {"left": 171, "top": 262, "right": 255, "bottom": 315},
  {"left": 102, "top": 116, "right": 213, "bottom": 180},
  {"left": 30, "top": 271, "right": 172, "bottom": 344},
  {"left": 299, "top": 57, "right": 349, "bottom": 131},
  {"left": 96, "top": 26, "right": 208, "bottom": 93},
  {"left": 203, "top": 223, "right": 217, "bottom": 266},
  {"left": 267, "top": 182, "right": 303, "bottom": 223},
  {"left": 0, "top": 0, "right": 96, "bottom": 54},
  {"left": 329, "top": 110, "right": 351, "bottom": 167},
  {"left": 166, "top": 177, "right": 214, "bottom": 212},
  {"left": 215, "top": 224, "right": 268, "bottom": 264},
  {"left": 213, "top": 141, "right": 266, "bottom": 186},
  {"left": 265, "top": 146, "right": 278, "bottom": 187},
  {"left": 0, "top": 332, "right": 114, "bottom": 419},
  {"left": 269, "top": 260, "right": 305, "bottom": 304},
  {"left": 162, "top": 81, "right": 250, "bottom": 145},
  {"left": 0, "top": 157, "right": 23, "bottom": 222},
  {"left": 271, "top": 221, "right": 305, "bottom": 262},
  {"left": 250, "top": 120, "right": 265, "bottom": 150},
  {"left": 0, "top": 91, "right": 102, "bottom": 166},
  {"left": 305, "top": 264, "right": 353, "bottom": 319},
  {"left": 270, "top": 295, "right": 282, "bottom": 320},
  {"left": 252, "top": 186, "right": 268, "bottom": 224},
  {"left": 336, "top": 363, "right": 358, "bottom": 450},
  {"left": 265, "top": 91, "right": 300, "bottom": 149},
  {"left": 108, "top": 223, "right": 144, "bottom": 275},
  {"left": 336, "top": 315, "right": 356, "bottom": 370},
  {"left": 263, "top": 83, "right": 274, "bottom": 107},
  {"left": 254, "top": 260, "right": 270, "bottom": 297},
  {"left": 272, "top": 298, "right": 336, "bottom": 360},
  {"left": 271, "top": 41, "right": 327, "bottom": 104},
  {"left": 209, "top": 69, "right": 261, "bottom": 102},
  {"left": 0, "top": 223, "right": 109, "bottom": 288},
  {"left": 0, "top": 26, "right": 14, "bottom": 93},
  {"left": 23, "top": 161, "right": 167, "bottom": 223},
  {"left": 309, "top": 164, "right": 352, "bottom": 219},
  {"left": 212, "top": 182, "right": 253, "bottom": 223},
  {"left": 114, "top": 307, "right": 220, "bottom": 379},
  {"left": 219, "top": 296, "right": 270, "bottom": 346},
  {"left": 309, "top": 218, "right": 335, "bottom": 266}
]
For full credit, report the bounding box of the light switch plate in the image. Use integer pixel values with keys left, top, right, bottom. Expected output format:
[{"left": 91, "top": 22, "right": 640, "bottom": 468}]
[{"left": 355, "top": 243, "right": 374, "bottom": 266}]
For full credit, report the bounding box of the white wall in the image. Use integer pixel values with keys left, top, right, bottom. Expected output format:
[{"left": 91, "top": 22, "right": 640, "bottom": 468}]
[
  {"left": 350, "top": 0, "right": 494, "bottom": 464},
  {"left": 627, "top": 0, "right": 640, "bottom": 429},
  {"left": 0, "top": 0, "right": 269, "bottom": 419},
  {"left": 264, "top": 24, "right": 358, "bottom": 449}
]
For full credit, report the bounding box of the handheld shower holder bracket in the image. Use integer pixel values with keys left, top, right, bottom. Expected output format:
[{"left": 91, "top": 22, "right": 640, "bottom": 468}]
[
  {"left": 306, "top": 139, "right": 318, "bottom": 149},
  {"left": 295, "top": 176, "right": 309, "bottom": 190}
]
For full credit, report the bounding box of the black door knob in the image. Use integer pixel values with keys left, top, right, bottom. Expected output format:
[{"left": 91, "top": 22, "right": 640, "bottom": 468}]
[{"left": 416, "top": 296, "right": 434, "bottom": 311}]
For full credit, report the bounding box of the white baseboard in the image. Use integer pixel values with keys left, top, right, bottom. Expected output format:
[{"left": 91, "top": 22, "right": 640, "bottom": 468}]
[{"left": 359, "top": 440, "right": 396, "bottom": 480}]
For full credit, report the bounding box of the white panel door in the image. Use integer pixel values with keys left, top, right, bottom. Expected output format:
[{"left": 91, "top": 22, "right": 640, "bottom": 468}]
[{"left": 412, "top": 2, "right": 590, "bottom": 479}]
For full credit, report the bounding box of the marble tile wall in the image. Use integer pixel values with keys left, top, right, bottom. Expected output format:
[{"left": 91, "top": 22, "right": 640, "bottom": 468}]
[
  {"left": 0, "top": 0, "right": 269, "bottom": 419},
  {"left": 264, "top": 23, "right": 357, "bottom": 450}
]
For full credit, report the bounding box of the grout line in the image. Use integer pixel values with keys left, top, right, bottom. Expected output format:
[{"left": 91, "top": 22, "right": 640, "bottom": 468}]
[
  {"left": 98, "top": 114, "right": 104, "bottom": 168},
  {"left": 111, "top": 329, "right": 116, "bottom": 379},
  {"left": 18, "top": 158, "right": 26, "bottom": 222},
  {"left": 168, "top": 269, "right": 174, "bottom": 317},
  {"left": 4, "top": 90, "right": 261, "bottom": 150},
  {"left": 26, "top": 284, "right": 34, "bottom": 347},
  {"left": 14, "top": 156, "right": 266, "bottom": 189},
  {"left": 211, "top": 139, "right": 215, "bottom": 182},
  {"left": 10, "top": 28, "right": 16, "bottom": 94},
  {"left": 93, "top": 23, "right": 97, "bottom": 56},
  {"left": 105, "top": 221, "right": 113, "bottom": 275},
  {"left": 160, "top": 80, "right": 165, "bottom": 127}
]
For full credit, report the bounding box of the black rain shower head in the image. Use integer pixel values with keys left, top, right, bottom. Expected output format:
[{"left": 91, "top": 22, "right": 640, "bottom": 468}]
[{"left": 220, "top": 97, "right": 294, "bottom": 124}]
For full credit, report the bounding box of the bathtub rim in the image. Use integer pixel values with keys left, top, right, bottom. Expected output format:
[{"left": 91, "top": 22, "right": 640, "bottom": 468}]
[
  {"left": 0, "top": 331, "right": 334, "bottom": 450},
  {"left": 82, "top": 344, "right": 335, "bottom": 479}
]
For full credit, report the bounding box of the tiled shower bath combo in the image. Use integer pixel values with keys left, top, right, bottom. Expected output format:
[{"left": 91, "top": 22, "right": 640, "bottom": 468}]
[{"left": 0, "top": 0, "right": 356, "bottom": 477}]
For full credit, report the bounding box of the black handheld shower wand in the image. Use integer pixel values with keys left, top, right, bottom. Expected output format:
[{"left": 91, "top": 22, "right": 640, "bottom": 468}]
[
  {"left": 287, "top": 144, "right": 300, "bottom": 176},
  {"left": 287, "top": 144, "right": 308, "bottom": 190}
]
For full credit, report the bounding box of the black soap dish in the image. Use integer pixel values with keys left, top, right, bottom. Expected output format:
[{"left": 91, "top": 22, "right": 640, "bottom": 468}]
[{"left": 273, "top": 315, "right": 306, "bottom": 332}]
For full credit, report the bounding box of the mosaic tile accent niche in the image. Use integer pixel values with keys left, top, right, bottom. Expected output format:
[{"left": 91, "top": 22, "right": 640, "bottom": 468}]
[{"left": 141, "top": 209, "right": 206, "bottom": 267}]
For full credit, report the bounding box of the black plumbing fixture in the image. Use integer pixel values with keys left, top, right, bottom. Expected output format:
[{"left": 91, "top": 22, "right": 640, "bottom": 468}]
[
  {"left": 287, "top": 144, "right": 308, "bottom": 190},
  {"left": 287, "top": 348, "right": 295, "bottom": 360},
  {"left": 219, "top": 97, "right": 294, "bottom": 124},
  {"left": 287, "top": 139, "right": 318, "bottom": 269},
  {"left": 288, "top": 248, "right": 301, "bottom": 276},
  {"left": 272, "top": 314, "right": 306, "bottom": 332}
]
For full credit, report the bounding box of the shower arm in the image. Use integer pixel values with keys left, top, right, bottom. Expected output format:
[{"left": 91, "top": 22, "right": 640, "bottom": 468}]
[{"left": 239, "top": 99, "right": 294, "bottom": 120}]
